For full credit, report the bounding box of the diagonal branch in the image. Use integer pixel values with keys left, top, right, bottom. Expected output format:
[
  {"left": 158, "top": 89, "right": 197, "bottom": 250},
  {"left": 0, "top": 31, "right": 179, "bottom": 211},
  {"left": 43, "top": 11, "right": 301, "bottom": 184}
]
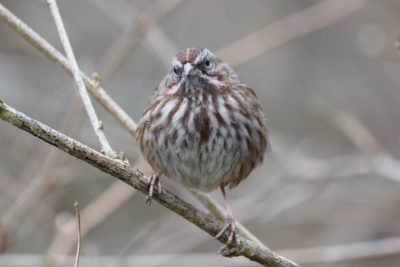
[
  {"left": 0, "top": 99, "right": 299, "bottom": 267},
  {"left": 45, "top": 0, "right": 116, "bottom": 158},
  {"left": 0, "top": 3, "right": 137, "bottom": 135}
]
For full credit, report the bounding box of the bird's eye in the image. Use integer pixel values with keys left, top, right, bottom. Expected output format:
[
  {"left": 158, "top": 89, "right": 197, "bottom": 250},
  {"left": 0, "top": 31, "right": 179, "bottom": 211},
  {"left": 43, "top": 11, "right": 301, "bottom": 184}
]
[
  {"left": 204, "top": 59, "right": 211, "bottom": 68},
  {"left": 173, "top": 66, "right": 180, "bottom": 75}
]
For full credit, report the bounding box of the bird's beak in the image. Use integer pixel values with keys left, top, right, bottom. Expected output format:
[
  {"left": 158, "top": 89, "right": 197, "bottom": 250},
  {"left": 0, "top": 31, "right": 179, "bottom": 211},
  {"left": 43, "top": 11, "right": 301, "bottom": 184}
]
[{"left": 183, "top": 63, "right": 193, "bottom": 77}]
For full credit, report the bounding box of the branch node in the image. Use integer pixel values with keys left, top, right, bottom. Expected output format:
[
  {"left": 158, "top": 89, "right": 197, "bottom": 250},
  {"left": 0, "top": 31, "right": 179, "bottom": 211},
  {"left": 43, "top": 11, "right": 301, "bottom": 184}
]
[
  {"left": 46, "top": 0, "right": 116, "bottom": 159},
  {"left": 98, "top": 120, "right": 104, "bottom": 131},
  {"left": 91, "top": 72, "right": 102, "bottom": 88},
  {"left": 116, "top": 151, "right": 128, "bottom": 162},
  {"left": 219, "top": 245, "right": 243, "bottom": 257}
]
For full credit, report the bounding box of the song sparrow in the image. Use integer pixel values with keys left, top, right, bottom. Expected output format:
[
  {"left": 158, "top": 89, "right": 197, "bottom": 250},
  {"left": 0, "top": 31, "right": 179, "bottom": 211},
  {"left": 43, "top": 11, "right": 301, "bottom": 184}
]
[{"left": 136, "top": 48, "right": 268, "bottom": 250}]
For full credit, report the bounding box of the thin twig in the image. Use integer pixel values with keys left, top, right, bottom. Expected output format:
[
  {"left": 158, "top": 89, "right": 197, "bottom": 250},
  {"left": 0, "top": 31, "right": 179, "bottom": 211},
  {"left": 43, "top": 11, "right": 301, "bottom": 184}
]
[
  {"left": 45, "top": 159, "right": 152, "bottom": 266},
  {"left": 0, "top": 3, "right": 137, "bottom": 136},
  {"left": 0, "top": 99, "right": 299, "bottom": 267},
  {"left": 45, "top": 0, "right": 116, "bottom": 158},
  {"left": 45, "top": 1, "right": 181, "bottom": 262},
  {"left": 73, "top": 201, "right": 81, "bottom": 267},
  {"left": 1, "top": 93, "right": 83, "bottom": 248}
]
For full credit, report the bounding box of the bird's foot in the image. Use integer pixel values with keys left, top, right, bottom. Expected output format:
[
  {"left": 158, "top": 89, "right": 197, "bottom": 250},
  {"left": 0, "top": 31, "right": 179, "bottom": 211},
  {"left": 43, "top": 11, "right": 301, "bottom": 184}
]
[
  {"left": 215, "top": 216, "right": 240, "bottom": 253},
  {"left": 146, "top": 173, "right": 162, "bottom": 205}
]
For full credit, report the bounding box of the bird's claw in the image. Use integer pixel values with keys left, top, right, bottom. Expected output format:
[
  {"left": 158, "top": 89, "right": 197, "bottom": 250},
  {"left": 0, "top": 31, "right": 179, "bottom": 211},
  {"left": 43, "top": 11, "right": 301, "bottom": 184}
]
[
  {"left": 146, "top": 173, "right": 162, "bottom": 205},
  {"left": 215, "top": 217, "right": 240, "bottom": 253}
]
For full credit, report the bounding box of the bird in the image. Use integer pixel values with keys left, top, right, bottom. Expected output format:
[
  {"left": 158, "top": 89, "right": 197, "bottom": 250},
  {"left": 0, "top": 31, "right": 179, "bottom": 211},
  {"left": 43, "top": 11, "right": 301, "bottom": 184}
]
[{"left": 136, "top": 47, "right": 268, "bottom": 250}]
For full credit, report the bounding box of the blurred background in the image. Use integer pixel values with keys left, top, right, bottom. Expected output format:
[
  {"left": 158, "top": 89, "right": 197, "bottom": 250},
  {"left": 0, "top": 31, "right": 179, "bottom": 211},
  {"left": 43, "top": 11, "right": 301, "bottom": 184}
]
[{"left": 1, "top": 0, "right": 400, "bottom": 266}]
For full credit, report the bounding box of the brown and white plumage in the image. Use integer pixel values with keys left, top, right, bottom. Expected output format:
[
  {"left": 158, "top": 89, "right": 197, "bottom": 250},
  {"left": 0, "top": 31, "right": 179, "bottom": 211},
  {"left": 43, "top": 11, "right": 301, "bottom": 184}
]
[
  {"left": 136, "top": 48, "right": 268, "bottom": 250},
  {"left": 137, "top": 48, "right": 267, "bottom": 191}
]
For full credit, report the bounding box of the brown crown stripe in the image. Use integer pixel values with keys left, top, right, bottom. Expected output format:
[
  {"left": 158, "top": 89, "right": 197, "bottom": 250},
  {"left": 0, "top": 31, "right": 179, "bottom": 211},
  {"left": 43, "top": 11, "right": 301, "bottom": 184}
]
[{"left": 176, "top": 47, "right": 202, "bottom": 64}]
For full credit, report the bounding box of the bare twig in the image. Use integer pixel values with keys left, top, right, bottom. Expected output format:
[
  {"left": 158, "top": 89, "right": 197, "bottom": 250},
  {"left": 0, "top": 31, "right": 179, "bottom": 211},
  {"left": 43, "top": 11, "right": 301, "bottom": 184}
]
[
  {"left": 0, "top": 99, "right": 299, "bottom": 267},
  {"left": 216, "top": 0, "right": 367, "bottom": 67},
  {"left": 0, "top": 93, "right": 84, "bottom": 249},
  {"left": 45, "top": 0, "right": 116, "bottom": 158},
  {"left": 73, "top": 202, "right": 81, "bottom": 267},
  {"left": 0, "top": 3, "right": 137, "bottom": 136},
  {"left": 45, "top": 1, "right": 182, "bottom": 262},
  {"left": 45, "top": 158, "right": 152, "bottom": 266}
]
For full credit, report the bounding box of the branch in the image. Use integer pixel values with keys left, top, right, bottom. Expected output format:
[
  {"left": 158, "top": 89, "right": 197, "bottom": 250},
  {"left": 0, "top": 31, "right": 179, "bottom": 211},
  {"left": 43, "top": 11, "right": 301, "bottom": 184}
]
[
  {"left": 43, "top": 1, "right": 180, "bottom": 262},
  {"left": 0, "top": 3, "right": 137, "bottom": 136},
  {"left": 0, "top": 99, "right": 299, "bottom": 267},
  {"left": 45, "top": 0, "right": 116, "bottom": 158}
]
